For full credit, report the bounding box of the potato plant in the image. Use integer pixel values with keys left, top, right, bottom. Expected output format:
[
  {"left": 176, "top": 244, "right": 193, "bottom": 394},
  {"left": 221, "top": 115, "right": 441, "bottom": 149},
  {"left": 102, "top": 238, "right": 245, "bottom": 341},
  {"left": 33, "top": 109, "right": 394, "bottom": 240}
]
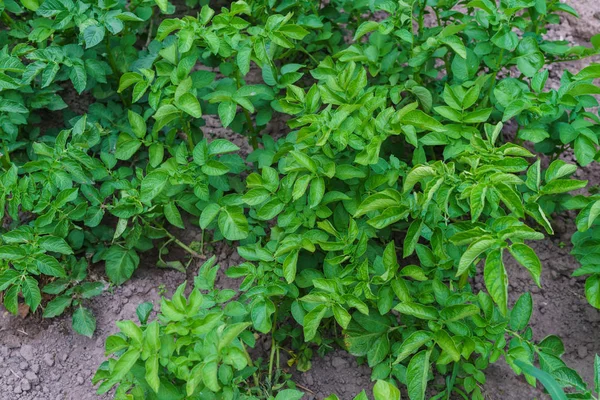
[{"left": 2, "top": 0, "right": 600, "bottom": 398}]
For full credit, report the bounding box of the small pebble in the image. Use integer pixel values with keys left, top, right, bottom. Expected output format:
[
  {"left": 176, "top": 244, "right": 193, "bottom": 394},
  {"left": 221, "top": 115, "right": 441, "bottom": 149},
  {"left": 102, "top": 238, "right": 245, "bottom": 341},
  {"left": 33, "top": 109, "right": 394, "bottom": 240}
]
[
  {"left": 19, "top": 345, "right": 34, "bottom": 361},
  {"left": 25, "top": 371, "right": 38, "bottom": 384},
  {"left": 43, "top": 353, "right": 54, "bottom": 367},
  {"left": 578, "top": 346, "right": 588, "bottom": 359},
  {"left": 14, "top": 385, "right": 22, "bottom": 394},
  {"left": 21, "top": 378, "right": 31, "bottom": 391},
  {"left": 19, "top": 361, "right": 28, "bottom": 370},
  {"left": 77, "top": 375, "right": 84, "bottom": 385}
]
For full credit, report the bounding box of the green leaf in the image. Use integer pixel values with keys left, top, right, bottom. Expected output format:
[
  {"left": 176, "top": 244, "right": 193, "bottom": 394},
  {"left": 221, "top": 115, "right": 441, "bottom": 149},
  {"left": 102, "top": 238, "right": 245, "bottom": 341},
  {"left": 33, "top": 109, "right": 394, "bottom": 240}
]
[
  {"left": 373, "top": 380, "right": 400, "bottom": 400},
  {"left": 43, "top": 295, "right": 72, "bottom": 318},
  {"left": 594, "top": 354, "right": 600, "bottom": 393},
  {"left": 308, "top": 176, "right": 325, "bottom": 208},
  {"left": 115, "top": 134, "right": 142, "bottom": 160},
  {"left": 83, "top": 25, "right": 105, "bottom": 49},
  {"left": 368, "top": 334, "right": 390, "bottom": 367},
  {"left": 0, "top": 245, "right": 26, "bottom": 260},
  {"left": 403, "top": 219, "right": 423, "bottom": 258},
  {"left": 36, "top": 254, "right": 67, "bottom": 277},
  {"left": 513, "top": 360, "right": 568, "bottom": 400},
  {"left": 116, "top": 320, "right": 143, "bottom": 343},
  {"left": 394, "top": 331, "right": 432, "bottom": 364},
  {"left": 104, "top": 246, "right": 140, "bottom": 285},
  {"left": 470, "top": 183, "right": 487, "bottom": 222},
  {"left": 484, "top": 249, "right": 508, "bottom": 315},
  {"left": 404, "top": 166, "right": 436, "bottom": 193},
  {"left": 208, "top": 139, "right": 239, "bottom": 155},
  {"left": 394, "top": 302, "right": 438, "bottom": 320},
  {"left": 145, "top": 354, "right": 160, "bottom": 393},
  {"left": 354, "top": 21, "right": 379, "bottom": 41},
  {"left": 401, "top": 110, "right": 445, "bottom": 132},
  {"left": 407, "top": 350, "right": 430, "bottom": 400},
  {"left": 332, "top": 304, "right": 351, "bottom": 329},
  {"left": 218, "top": 101, "right": 236, "bottom": 127},
  {"left": 278, "top": 24, "right": 309, "bottom": 40},
  {"left": 164, "top": 203, "right": 185, "bottom": 229},
  {"left": 434, "top": 330, "right": 460, "bottom": 362},
  {"left": 200, "top": 203, "right": 220, "bottom": 229},
  {"left": 176, "top": 93, "right": 202, "bottom": 118},
  {"left": 509, "top": 243, "right": 541, "bottom": 287},
  {"left": 290, "top": 150, "right": 318, "bottom": 173},
  {"left": 69, "top": 63, "right": 87, "bottom": 94},
  {"left": 510, "top": 292, "right": 533, "bottom": 331},
  {"left": 72, "top": 307, "right": 96, "bottom": 337},
  {"left": 539, "top": 335, "right": 565, "bottom": 357},
  {"left": 303, "top": 304, "right": 328, "bottom": 341},
  {"left": 492, "top": 26, "right": 519, "bottom": 51},
  {"left": 128, "top": 110, "right": 146, "bottom": 139},
  {"left": 136, "top": 302, "right": 153, "bottom": 324},
  {"left": 21, "top": 0, "right": 40, "bottom": 11},
  {"left": 201, "top": 160, "right": 229, "bottom": 176},
  {"left": 155, "top": 0, "right": 168, "bottom": 12},
  {"left": 439, "top": 304, "right": 479, "bottom": 322},
  {"left": 275, "top": 389, "right": 304, "bottom": 400},
  {"left": 4, "top": 285, "right": 19, "bottom": 315},
  {"left": 541, "top": 179, "right": 588, "bottom": 195},
  {"left": 218, "top": 206, "right": 248, "bottom": 241},
  {"left": 494, "top": 182, "right": 524, "bottom": 218},
  {"left": 22, "top": 276, "right": 41, "bottom": 311},
  {"left": 39, "top": 236, "right": 73, "bottom": 255},
  {"left": 585, "top": 275, "right": 600, "bottom": 309},
  {"left": 251, "top": 298, "right": 275, "bottom": 333},
  {"left": 153, "top": 105, "right": 180, "bottom": 130},
  {"left": 0, "top": 270, "right": 19, "bottom": 291},
  {"left": 107, "top": 348, "right": 140, "bottom": 385},
  {"left": 456, "top": 238, "right": 497, "bottom": 277},
  {"left": 574, "top": 135, "right": 597, "bottom": 166},
  {"left": 140, "top": 171, "right": 169, "bottom": 204},
  {"left": 283, "top": 250, "right": 299, "bottom": 284}
]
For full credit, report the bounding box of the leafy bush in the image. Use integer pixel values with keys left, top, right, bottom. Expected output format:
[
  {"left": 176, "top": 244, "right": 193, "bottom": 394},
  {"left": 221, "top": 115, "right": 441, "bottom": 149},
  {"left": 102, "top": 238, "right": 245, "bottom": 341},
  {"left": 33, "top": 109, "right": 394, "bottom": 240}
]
[{"left": 2, "top": 0, "right": 600, "bottom": 398}]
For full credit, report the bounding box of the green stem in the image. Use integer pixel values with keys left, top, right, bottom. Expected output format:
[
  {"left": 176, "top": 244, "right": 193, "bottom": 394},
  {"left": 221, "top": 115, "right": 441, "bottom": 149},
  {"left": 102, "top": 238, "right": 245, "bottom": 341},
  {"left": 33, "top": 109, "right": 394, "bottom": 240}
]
[
  {"left": 481, "top": 49, "right": 506, "bottom": 109},
  {"left": 1, "top": 141, "right": 11, "bottom": 169},
  {"left": 200, "top": 229, "right": 205, "bottom": 254},
  {"left": 418, "top": 1, "right": 425, "bottom": 36},
  {"left": 142, "top": 218, "right": 203, "bottom": 258},
  {"left": 184, "top": 118, "right": 195, "bottom": 151},
  {"left": 166, "top": 230, "right": 202, "bottom": 257},
  {"left": 1, "top": 11, "right": 15, "bottom": 28},
  {"left": 105, "top": 41, "right": 129, "bottom": 107},
  {"left": 297, "top": 47, "right": 319, "bottom": 65},
  {"left": 234, "top": 69, "right": 259, "bottom": 149},
  {"left": 268, "top": 307, "right": 279, "bottom": 387},
  {"left": 241, "top": 343, "right": 260, "bottom": 389}
]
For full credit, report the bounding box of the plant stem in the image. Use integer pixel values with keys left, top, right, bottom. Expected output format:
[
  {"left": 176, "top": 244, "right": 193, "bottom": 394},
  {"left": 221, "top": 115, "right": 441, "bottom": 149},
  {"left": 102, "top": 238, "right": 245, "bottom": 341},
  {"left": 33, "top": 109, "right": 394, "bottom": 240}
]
[
  {"left": 234, "top": 69, "right": 259, "bottom": 149},
  {"left": 481, "top": 49, "right": 506, "bottom": 109},
  {"left": 1, "top": 141, "right": 11, "bottom": 169},
  {"left": 1, "top": 11, "right": 15, "bottom": 28},
  {"left": 105, "top": 41, "right": 129, "bottom": 107},
  {"left": 418, "top": 0, "right": 425, "bottom": 36},
  {"left": 184, "top": 118, "right": 195, "bottom": 151},
  {"left": 166, "top": 229, "right": 202, "bottom": 257},
  {"left": 268, "top": 307, "right": 279, "bottom": 387},
  {"left": 142, "top": 218, "right": 203, "bottom": 258},
  {"left": 241, "top": 343, "right": 260, "bottom": 389}
]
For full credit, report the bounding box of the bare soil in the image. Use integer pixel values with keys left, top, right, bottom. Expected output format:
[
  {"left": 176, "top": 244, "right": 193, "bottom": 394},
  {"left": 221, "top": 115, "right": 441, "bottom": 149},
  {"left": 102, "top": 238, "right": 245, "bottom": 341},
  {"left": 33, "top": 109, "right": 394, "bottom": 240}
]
[{"left": 2, "top": 1, "right": 600, "bottom": 399}]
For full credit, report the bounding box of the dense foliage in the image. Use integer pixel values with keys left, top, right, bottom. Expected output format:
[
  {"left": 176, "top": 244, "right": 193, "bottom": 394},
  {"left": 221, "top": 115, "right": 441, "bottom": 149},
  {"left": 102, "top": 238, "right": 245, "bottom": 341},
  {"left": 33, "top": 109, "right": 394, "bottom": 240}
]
[{"left": 2, "top": 0, "right": 600, "bottom": 398}]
